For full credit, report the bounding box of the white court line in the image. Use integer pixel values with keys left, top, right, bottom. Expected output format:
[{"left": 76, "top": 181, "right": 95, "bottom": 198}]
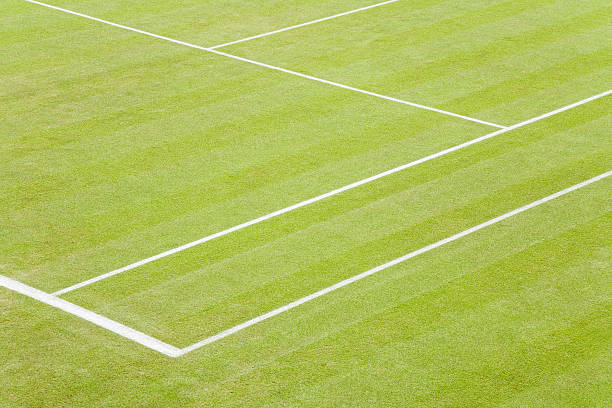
[
  {"left": 4, "top": 171, "right": 609, "bottom": 357},
  {"left": 53, "top": 89, "right": 612, "bottom": 296},
  {"left": 0, "top": 275, "right": 182, "bottom": 357},
  {"left": 179, "top": 170, "right": 612, "bottom": 354},
  {"left": 204, "top": 47, "right": 507, "bottom": 129},
  {"left": 23, "top": 0, "right": 506, "bottom": 130},
  {"left": 209, "top": 0, "right": 399, "bottom": 49}
]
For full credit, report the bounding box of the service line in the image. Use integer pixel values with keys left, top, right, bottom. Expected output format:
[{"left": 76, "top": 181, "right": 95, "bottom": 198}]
[
  {"left": 24, "top": 0, "right": 506, "bottom": 131},
  {"left": 53, "top": 89, "right": 612, "bottom": 295},
  {"left": 208, "top": 0, "right": 399, "bottom": 49}
]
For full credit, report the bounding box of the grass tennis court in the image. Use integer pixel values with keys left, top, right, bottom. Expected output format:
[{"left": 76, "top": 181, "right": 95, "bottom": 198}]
[{"left": 1, "top": 0, "right": 610, "bottom": 406}]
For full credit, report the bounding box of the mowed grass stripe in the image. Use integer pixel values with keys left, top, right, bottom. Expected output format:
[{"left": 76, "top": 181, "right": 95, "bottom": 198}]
[
  {"left": 4, "top": 67, "right": 449, "bottom": 207},
  {"left": 18, "top": 0, "right": 504, "bottom": 130},
  {"left": 51, "top": 90, "right": 611, "bottom": 296},
  {"left": 62, "top": 97, "right": 611, "bottom": 345},
  {"left": 221, "top": 215, "right": 610, "bottom": 407},
  {"left": 405, "top": 29, "right": 610, "bottom": 123},
  {"left": 5, "top": 0, "right": 608, "bottom": 290},
  {"left": 449, "top": 45, "right": 611, "bottom": 122},
  {"left": 3, "top": 170, "right": 607, "bottom": 357},
  {"left": 4, "top": 116, "right": 483, "bottom": 288},
  {"left": 7, "top": 120, "right": 481, "bottom": 290},
  {"left": 4, "top": 2, "right": 495, "bottom": 287},
  {"left": 4, "top": 3, "right": 606, "bottom": 141},
  {"left": 42, "top": 88, "right": 609, "bottom": 294},
  {"left": 2, "top": 1, "right": 610, "bottom": 406},
  {"left": 226, "top": 0, "right": 611, "bottom": 123},
  {"left": 77, "top": 94, "right": 608, "bottom": 292},
  {"left": 88, "top": 166, "right": 610, "bottom": 346},
  {"left": 2, "top": 205, "right": 608, "bottom": 405},
  {"left": 224, "top": 0, "right": 566, "bottom": 67},
  {"left": 3, "top": 0, "right": 402, "bottom": 106}
]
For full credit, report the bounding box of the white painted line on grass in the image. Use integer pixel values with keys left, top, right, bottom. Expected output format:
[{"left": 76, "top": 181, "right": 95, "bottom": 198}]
[
  {"left": 0, "top": 275, "right": 182, "bottom": 357},
  {"left": 206, "top": 47, "right": 508, "bottom": 128},
  {"left": 53, "top": 89, "right": 611, "bottom": 296},
  {"left": 179, "top": 170, "right": 612, "bottom": 355},
  {"left": 24, "top": 0, "right": 506, "bottom": 130},
  {"left": 4, "top": 171, "right": 609, "bottom": 358},
  {"left": 208, "top": 0, "right": 399, "bottom": 49}
]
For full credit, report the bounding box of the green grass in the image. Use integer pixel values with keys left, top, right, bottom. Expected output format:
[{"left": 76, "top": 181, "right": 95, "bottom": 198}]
[{"left": 1, "top": 0, "right": 610, "bottom": 406}]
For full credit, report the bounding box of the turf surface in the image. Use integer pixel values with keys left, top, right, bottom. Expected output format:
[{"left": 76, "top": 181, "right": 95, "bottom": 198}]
[{"left": 1, "top": 0, "right": 610, "bottom": 406}]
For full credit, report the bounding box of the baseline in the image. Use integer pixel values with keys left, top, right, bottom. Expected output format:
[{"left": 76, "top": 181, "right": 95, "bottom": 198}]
[
  {"left": 0, "top": 275, "right": 181, "bottom": 357},
  {"left": 53, "top": 89, "right": 612, "bottom": 295}
]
